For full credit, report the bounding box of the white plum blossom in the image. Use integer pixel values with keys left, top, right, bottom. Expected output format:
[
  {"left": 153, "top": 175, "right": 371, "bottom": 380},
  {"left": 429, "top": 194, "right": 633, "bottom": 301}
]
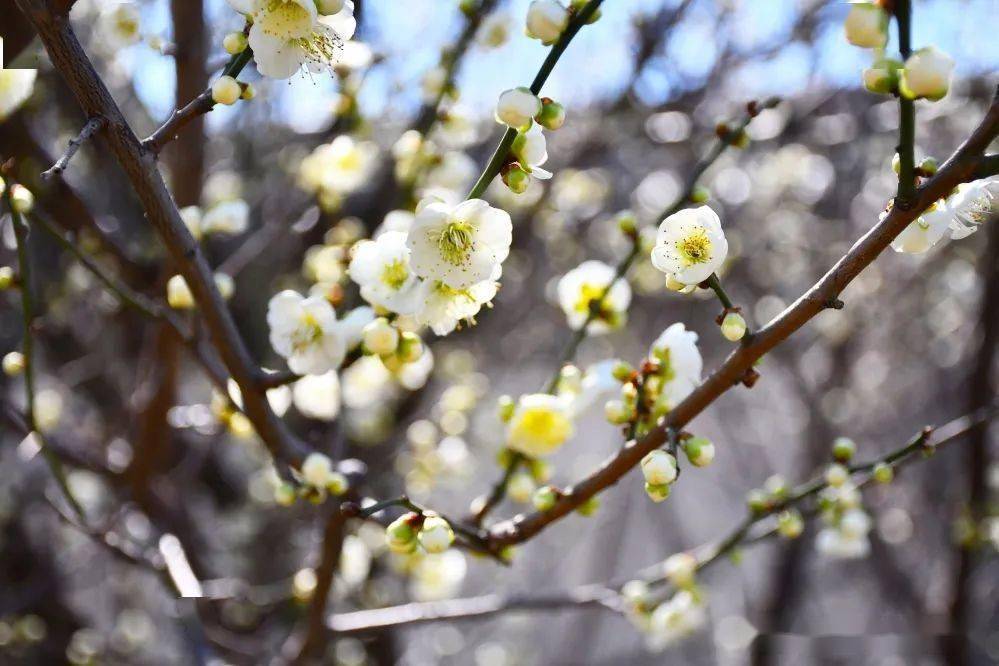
[
  {"left": 477, "top": 12, "right": 512, "bottom": 48},
  {"left": 407, "top": 198, "right": 512, "bottom": 289},
  {"left": 525, "top": 0, "right": 570, "bottom": 45},
  {"left": 349, "top": 231, "right": 422, "bottom": 315},
  {"left": 413, "top": 273, "right": 500, "bottom": 336},
  {"left": 0, "top": 63, "right": 37, "bottom": 120},
  {"left": 557, "top": 260, "right": 632, "bottom": 334},
  {"left": 201, "top": 199, "right": 249, "bottom": 236},
  {"left": 651, "top": 206, "right": 728, "bottom": 285},
  {"left": 506, "top": 393, "right": 574, "bottom": 457},
  {"left": 421, "top": 150, "right": 478, "bottom": 196},
  {"left": 948, "top": 179, "right": 999, "bottom": 239},
  {"left": 646, "top": 591, "right": 707, "bottom": 652},
  {"left": 900, "top": 46, "right": 954, "bottom": 101},
  {"left": 292, "top": 371, "right": 341, "bottom": 421},
  {"left": 891, "top": 202, "right": 952, "bottom": 254},
  {"left": 843, "top": 1, "right": 888, "bottom": 49},
  {"left": 299, "top": 135, "right": 378, "bottom": 197},
  {"left": 267, "top": 291, "right": 369, "bottom": 375},
  {"left": 97, "top": 3, "right": 142, "bottom": 48},
  {"left": 816, "top": 525, "right": 871, "bottom": 559},
  {"left": 375, "top": 210, "right": 415, "bottom": 238},
  {"left": 409, "top": 550, "right": 467, "bottom": 602},
  {"left": 225, "top": 0, "right": 356, "bottom": 79},
  {"left": 648, "top": 323, "right": 703, "bottom": 410},
  {"left": 512, "top": 124, "right": 553, "bottom": 180},
  {"left": 495, "top": 87, "right": 541, "bottom": 129}
]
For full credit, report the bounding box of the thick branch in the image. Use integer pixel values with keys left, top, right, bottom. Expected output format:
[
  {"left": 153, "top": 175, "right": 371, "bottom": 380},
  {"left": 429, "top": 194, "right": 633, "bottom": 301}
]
[{"left": 485, "top": 91, "right": 999, "bottom": 548}]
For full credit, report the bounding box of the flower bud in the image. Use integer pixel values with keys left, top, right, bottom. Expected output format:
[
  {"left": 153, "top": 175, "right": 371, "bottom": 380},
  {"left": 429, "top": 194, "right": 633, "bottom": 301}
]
[
  {"left": 215, "top": 273, "right": 235, "bottom": 301},
  {"left": 497, "top": 395, "right": 516, "bottom": 422},
  {"left": 917, "top": 157, "right": 938, "bottom": 176},
  {"left": 536, "top": 98, "right": 566, "bottom": 130},
  {"left": 301, "top": 452, "right": 335, "bottom": 488},
  {"left": 459, "top": 0, "right": 477, "bottom": 17},
  {"left": 502, "top": 164, "right": 531, "bottom": 194},
  {"left": 507, "top": 472, "right": 536, "bottom": 503},
  {"left": 746, "top": 488, "right": 769, "bottom": 514},
  {"left": 641, "top": 449, "right": 678, "bottom": 486},
  {"left": 317, "top": 0, "right": 345, "bottom": 15},
  {"left": 0, "top": 266, "right": 13, "bottom": 290},
  {"left": 166, "top": 275, "right": 195, "bottom": 309},
  {"left": 386, "top": 513, "right": 419, "bottom": 554},
  {"left": 211, "top": 76, "right": 242, "bottom": 106},
  {"left": 327, "top": 471, "right": 349, "bottom": 496},
  {"left": 604, "top": 399, "right": 631, "bottom": 425},
  {"left": 363, "top": 318, "right": 400, "bottom": 356},
  {"left": 843, "top": 1, "right": 888, "bottom": 49},
  {"left": 495, "top": 87, "right": 541, "bottom": 129},
  {"left": 417, "top": 515, "right": 454, "bottom": 553},
  {"left": 570, "top": 0, "right": 601, "bottom": 22},
  {"left": 576, "top": 495, "right": 599, "bottom": 516},
  {"left": 900, "top": 46, "right": 954, "bottom": 102},
  {"left": 397, "top": 331, "right": 424, "bottom": 363},
  {"left": 616, "top": 211, "right": 637, "bottom": 237},
  {"left": 532, "top": 485, "right": 558, "bottom": 510},
  {"left": 825, "top": 463, "right": 849, "bottom": 488},
  {"left": 644, "top": 482, "right": 671, "bottom": 503},
  {"left": 240, "top": 83, "right": 256, "bottom": 101},
  {"left": 528, "top": 457, "right": 551, "bottom": 482},
  {"left": 274, "top": 483, "right": 297, "bottom": 507},
  {"left": 3, "top": 351, "right": 25, "bottom": 376},
  {"left": 763, "top": 474, "right": 787, "bottom": 499},
  {"left": 223, "top": 31, "right": 248, "bottom": 55},
  {"left": 621, "top": 579, "right": 650, "bottom": 608},
  {"left": 525, "top": 0, "right": 570, "bottom": 45},
  {"left": 690, "top": 186, "right": 710, "bottom": 204},
  {"left": 682, "top": 436, "right": 715, "bottom": 468},
  {"left": 611, "top": 361, "right": 634, "bottom": 382},
  {"left": 777, "top": 509, "right": 804, "bottom": 539},
  {"left": 720, "top": 312, "right": 747, "bottom": 342},
  {"left": 832, "top": 437, "right": 856, "bottom": 463},
  {"left": 662, "top": 552, "right": 697, "bottom": 588},
  {"left": 873, "top": 462, "right": 894, "bottom": 484},
  {"left": 863, "top": 57, "right": 902, "bottom": 95},
  {"left": 891, "top": 152, "right": 901, "bottom": 175},
  {"left": 10, "top": 184, "right": 34, "bottom": 214},
  {"left": 839, "top": 508, "right": 871, "bottom": 538}
]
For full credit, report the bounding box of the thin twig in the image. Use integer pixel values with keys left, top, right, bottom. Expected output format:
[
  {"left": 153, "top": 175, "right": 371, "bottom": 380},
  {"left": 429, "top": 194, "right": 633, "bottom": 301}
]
[
  {"left": 41, "top": 116, "right": 105, "bottom": 179},
  {"left": 894, "top": 0, "right": 917, "bottom": 207}
]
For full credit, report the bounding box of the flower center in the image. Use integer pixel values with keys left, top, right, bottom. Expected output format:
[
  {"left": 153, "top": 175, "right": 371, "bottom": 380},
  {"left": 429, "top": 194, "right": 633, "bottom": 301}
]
[
  {"left": 380, "top": 260, "right": 409, "bottom": 290},
  {"left": 259, "top": 1, "right": 314, "bottom": 40},
  {"left": 291, "top": 312, "right": 325, "bottom": 352},
  {"left": 675, "top": 229, "right": 712, "bottom": 266},
  {"left": 517, "top": 409, "right": 566, "bottom": 444},
  {"left": 436, "top": 221, "right": 476, "bottom": 266},
  {"left": 574, "top": 282, "right": 607, "bottom": 315}
]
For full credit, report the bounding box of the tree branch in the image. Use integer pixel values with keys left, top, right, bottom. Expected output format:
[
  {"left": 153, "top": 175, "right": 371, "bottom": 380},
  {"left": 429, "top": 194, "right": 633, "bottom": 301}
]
[{"left": 40, "top": 116, "right": 105, "bottom": 179}]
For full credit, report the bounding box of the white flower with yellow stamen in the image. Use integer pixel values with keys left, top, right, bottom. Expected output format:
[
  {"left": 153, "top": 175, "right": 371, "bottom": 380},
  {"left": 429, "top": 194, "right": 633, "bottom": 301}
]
[
  {"left": 299, "top": 135, "right": 378, "bottom": 196},
  {"left": 226, "top": 0, "right": 356, "bottom": 79},
  {"left": 648, "top": 323, "right": 703, "bottom": 410},
  {"left": 506, "top": 393, "right": 574, "bottom": 458},
  {"left": 407, "top": 198, "right": 512, "bottom": 289},
  {"left": 348, "top": 231, "right": 422, "bottom": 315},
  {"left": 948, "top": 178, "right": 999, "bottom": 239},
  {"left": 891, "top": 202, "right": 952, "bottom": 254},
  {"left": 98, "top": 3, "right": 142, "bottom": 48},
  {"left": 556, "top": 260, "right": 631, "bottom": 334},
  {"left": 651, "top": 206, "right": 728, "bottom": 285},
  {"left": 267, "top": 291, "right": 369, "bottom": 375},
  {"left": 413, "top": 273, "right": 500, "bottom": 336}
]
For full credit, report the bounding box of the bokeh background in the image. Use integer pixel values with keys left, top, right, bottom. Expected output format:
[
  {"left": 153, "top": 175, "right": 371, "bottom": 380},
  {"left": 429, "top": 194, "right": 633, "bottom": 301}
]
[{"left": 1, "top": 0, "right": 998, "bottom": 664}]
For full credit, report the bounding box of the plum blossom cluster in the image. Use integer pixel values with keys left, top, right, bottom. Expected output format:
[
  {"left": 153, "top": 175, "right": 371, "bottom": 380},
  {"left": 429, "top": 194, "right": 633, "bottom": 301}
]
[
  {"left": 494, "top": 87, "right": 565, "bottom": 192},
  {"left": 892, "top": 178, "right": 999, "bottom": 254},
  {"left": 621, "top": 554, "right": 707, "bottom": 652}
]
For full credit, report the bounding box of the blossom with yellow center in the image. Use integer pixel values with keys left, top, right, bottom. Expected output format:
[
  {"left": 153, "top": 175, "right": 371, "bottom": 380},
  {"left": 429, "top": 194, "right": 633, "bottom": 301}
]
[
  {"left": 506, "top": 393, "right": 574, "bottom": 458},
  {"left": 556, "top": 260, "right": 631, "bottom": 334},
  {"left": 267, "top": 290, "right": 372, "bottom": 375},
  {"left": 349, "top": 231, "right": 422, "bottom": 315},
  {"left": 651, "top": 206, "right": 728, "bottom": 285}
]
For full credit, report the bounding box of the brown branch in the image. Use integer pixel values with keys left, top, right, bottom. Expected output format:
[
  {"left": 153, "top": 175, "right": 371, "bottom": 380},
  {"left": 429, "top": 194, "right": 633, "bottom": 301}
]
[
  {"left": 17, "top": 0, "right": 308, "bottom": 465},
  {"left": 484, "top": 89, "right": 999, "bottom": 549},
  {"left": 40, "top": 116, "right": 105, "bottom": 179}
]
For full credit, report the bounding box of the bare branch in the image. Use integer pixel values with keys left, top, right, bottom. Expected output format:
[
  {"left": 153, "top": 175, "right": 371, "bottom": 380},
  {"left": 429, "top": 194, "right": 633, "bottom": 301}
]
[{"left": 40, "top": 116, "right": 105, "bottom": 180}]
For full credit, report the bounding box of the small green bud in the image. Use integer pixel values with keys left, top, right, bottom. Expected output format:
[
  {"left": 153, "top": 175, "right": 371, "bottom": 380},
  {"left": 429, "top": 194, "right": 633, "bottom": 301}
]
[
  {"left": 746, "top": 489, "right": 769, "bottom": 514},
  {"left": 458, "top": 0, "right": 477, "bottom": 17},
  {"left": 825, "top": 463, "right": 849, "bottom": 487},
  {"left": 223, "top": 31, "right": 248, "bottom": 55},
  {"left": 690, "top": 186, "right": 710, "bottom": 204},
  {"left": 397, "top": 331, "right": 424, "bottom": 363},
  {"left": 274, "top": 483, "right": 297, "bottom": 507},
  {"left": 417, "top": 515, "right": 455, "bottom": 553},
  {"left": 535, "top": 98, "right": 566, "bottom": 130},
  {"left": 763, "top": 474, "right": 787, "bottom": 499},
  {"left": 917, "top": 157, "right": 938, "bottom": 176},
  {"left": 0, "top": 266, "right": 12, "bottom": 290},
  {"left": 776, "top": 509, "right": 804, "bottom": 539},
  {"left": 528, "top": 457, "right": 551, "bottom": 483},
  {"left": 10, "top": 184, "right": 34, "bottom": 214},
  {"left": 683, "top": 436, "right": 715, "bottom": 467},
  {"left": 611, "top": 361, "right": 634, "bottom": 382},
  {"left": 891, "top": 153, "right": 901, "bottom": 175},
  {"left": 386, "top": 513, "right": 419, "bottom": 554},
  {"left": 211, "top": 75, "right": 241, "bottom": 106},
  {"left": 832, "top": 437, "right": 856, "bottom": 463},
  {"left": 576, "top": 495, "right": 600, "bottom": 517},
  {"left": 497, "top": 395, "right": 515, "bottom": 422},
  {"left": 240, "top": 83, "right": 256, "bottom": 100},
  {"left": 502, "top": 164, "right": 531, "bottom": 194},
  {"left": 645, "top": 482, "right": 671, "bottom": 503},
  {"left": 532, "top": 485, "right": 558, "bottom": 511},
  {"left": 720, "top": 312, "right": 747, "bottom": 342},
  {"left": 326, "top": 471, "right": 349, "bottom": 496},
  {"left": 616, "top": 211, "right": 637, "bottom": 237},
  {"left": 873, "top": 463, "right": 894, "bottom": 484},
  {"left": 604, "top": 399, "right": 631, "bottom": 425},
  {"left": 3, "top": 351, "right": 25, "bottom": 376}
]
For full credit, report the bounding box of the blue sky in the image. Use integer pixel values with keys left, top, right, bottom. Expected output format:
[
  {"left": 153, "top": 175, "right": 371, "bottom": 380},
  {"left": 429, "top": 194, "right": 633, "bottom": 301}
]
[{"left": 128, "top": 0, "right": 999, "bottom": 133}]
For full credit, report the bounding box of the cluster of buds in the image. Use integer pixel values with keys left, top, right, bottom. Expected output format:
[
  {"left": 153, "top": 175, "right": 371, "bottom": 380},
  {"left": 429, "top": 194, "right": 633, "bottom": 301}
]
[
  {"left": 495, "top": 89, "right": 565, "bottom": 194},
  {"left": 361, "top": 317, "right": 423, "bottom": 369},
  {"left": 211, "top": 75, "right": 254, "bottom": 106},
  {"left": 386, "top": 511, "right": 455, "bottom": 555},
  {"left": 816, "top": 464, "right": 872, "bottom": 559},
  {"left": 274, "top": 452, "right": 350, "bottom": 506},
  {"left": 745, "top": 473, "right": 790, "bottom": 516}
]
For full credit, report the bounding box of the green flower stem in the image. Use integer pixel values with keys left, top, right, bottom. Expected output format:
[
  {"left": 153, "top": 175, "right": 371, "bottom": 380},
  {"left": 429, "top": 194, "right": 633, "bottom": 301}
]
[
  {"left": 5, "top": 190, "right": 88, "bottom": 525},
  {"left": 895, "top": 0, "right": 917, "bottom": 206},
  {"left": 704, "top": 273, "right": 734, "bottom": 310},
  {"left": 466, "top": 0, "right": 605, "bottom": 200}
]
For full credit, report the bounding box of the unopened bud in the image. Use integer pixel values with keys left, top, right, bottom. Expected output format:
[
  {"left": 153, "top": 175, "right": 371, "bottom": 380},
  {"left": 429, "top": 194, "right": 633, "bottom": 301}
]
[
  {"left": 536, "top": 98, "right": 566, "bottom": 130},
  {"left": 917, "top": 157, "right": 938, "bottom": 176},
  {"left": 386, "top": 513, "right": 419, "bottom": 554},
  {"left": 576, "top": 495, "right": 599, "bottom": 517},
  {"left": 397, "top": 331, "right": 424, "bottom": 363},
  {"left": 3, "top": 351, "right": 25, "bottom": 376},
  {"left": 690, "top": 186, "right": 710, "bottom": 204},
  {"left": 274, "top": 483, "right": 297, "bottom": 507},
  {"left": 506, "top": 472, "right": 536, "bottom": 503},
  {"left": 720, "top": 312, "right": 747, "bottom": 342},
  {"left": 532, "top": 485, "right": 558, "bottom": 511},
  {"left": 873, "top": 462, "right": 894, "bottom": 484},
  {"left": 0, "top": 267, "right": 13, "bottom": 290},
  {"left": 223, "top": 32, "right": 248, "bottom": 55},
  {"left": 363, "top": 317, "right": 400, "bottom": 356},
  {"left": 682, "top": 436, "right": 715, "bottom": 468},
  {"left": 641, "top": 449, "right": 678, "bottom": 486},
  {"left": 777, "top": 509, "right": 804, "bottom": 539},
  {"left": 502, "top": 164, "right": 531, "bottom": 194},
  {"left": 746, "top": 488, "right": 769, "bottom": 514},
  {"left": 645, "top": 482, "right": 671, "bottom": 503},
  {"left": 211, "top": 76, "right": 241, "bottom": 106},
  {"left": 10, "top": 184, "right": 34, "bottom": 214},
  {"left": 611, "top": 361, "right": 634, "bottom": 382},
  {"left": 832, "top": 437, "right": 856, "bottom": 463},
  {"left": 417, "top": 515, "right": 454, "bottom": 553},
  {"left": 497, "top": 395, "right": 515, "bottom": 422},
  {"left": 825, "top": 463, "right": 849, "bottom": 488}
]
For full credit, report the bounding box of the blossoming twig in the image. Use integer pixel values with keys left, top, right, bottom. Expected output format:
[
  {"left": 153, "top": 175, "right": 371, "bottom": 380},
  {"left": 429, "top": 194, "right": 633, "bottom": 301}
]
[
  {"left": 40, "top": 116, "right": 105, "bottom": 179},
  {"left": 466, "top": 0, "right": 605, "bottom": 199},
  {"left": 483, "top": 90, "right": 999, "bottom": 549}
]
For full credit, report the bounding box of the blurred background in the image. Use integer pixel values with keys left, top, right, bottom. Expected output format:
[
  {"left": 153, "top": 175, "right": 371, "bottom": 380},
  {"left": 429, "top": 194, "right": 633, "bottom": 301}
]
[{"left": 1, "top": 0, "right": 998, "bottom": 663}]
